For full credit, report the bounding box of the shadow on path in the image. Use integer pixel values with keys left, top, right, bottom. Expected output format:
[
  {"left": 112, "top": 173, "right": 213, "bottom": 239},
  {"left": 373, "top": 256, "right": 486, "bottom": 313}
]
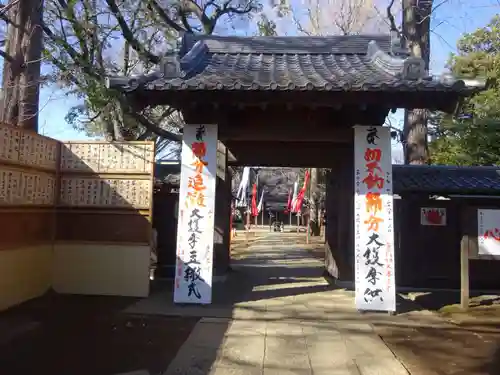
[{"left": 121, "top": 232, "right": 500, "bottom": 375}]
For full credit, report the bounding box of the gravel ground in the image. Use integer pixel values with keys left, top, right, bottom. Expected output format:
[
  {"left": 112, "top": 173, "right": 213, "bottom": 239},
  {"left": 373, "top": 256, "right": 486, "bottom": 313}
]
[{"left": 377, "top": 321, "right": 500, "bottom": 375}]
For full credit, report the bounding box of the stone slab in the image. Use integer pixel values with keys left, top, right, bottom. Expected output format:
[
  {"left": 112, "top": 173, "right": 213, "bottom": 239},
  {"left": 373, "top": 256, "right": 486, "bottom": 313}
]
[
  {"left": 354, "top": 357, "right": 409, "bottom": 375},
  {"left": 163, "top": 233, "right": 409, "bottom": 375}
]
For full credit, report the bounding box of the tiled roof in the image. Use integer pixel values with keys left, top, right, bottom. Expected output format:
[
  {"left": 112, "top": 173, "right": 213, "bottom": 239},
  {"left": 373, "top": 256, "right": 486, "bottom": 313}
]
[
  {"left": 155, "top": 162, "right": 181, "bottom": 185},
  {"left": 106, "top": 34, "right": 481, "bottom": 96},
  {"left": 393, "top": 165, "right": 500, "bottom": 195},
  {"left": 179, "top": 34, "right": 393, "bottom": 55}
]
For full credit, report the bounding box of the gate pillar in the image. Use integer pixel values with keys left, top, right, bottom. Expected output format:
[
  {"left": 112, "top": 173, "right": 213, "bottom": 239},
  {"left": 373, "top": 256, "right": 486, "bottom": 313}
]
[
  {"left": 325, "top": 145, "right": 354, "bottom": 282},
  {"left": 213, "top": 143, "right": 231, "bottom": 276}
]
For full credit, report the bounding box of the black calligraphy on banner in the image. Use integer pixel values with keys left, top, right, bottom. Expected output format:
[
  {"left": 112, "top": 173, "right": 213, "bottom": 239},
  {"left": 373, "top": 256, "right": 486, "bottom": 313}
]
[
  {"left": 196, "top": 125, "right": 206, "bottom": 141},
  {"left": 365, "top": 266, "right": 381, "bottom": 286},
  {"left": 366, "top": 126, "right": 380, "bottom": 145},
  {"left": 364, "top": 288, "right": 383, "bottom": 302},
  {"left": 185, "top": 208, "right": 204, "bottom": 299}
]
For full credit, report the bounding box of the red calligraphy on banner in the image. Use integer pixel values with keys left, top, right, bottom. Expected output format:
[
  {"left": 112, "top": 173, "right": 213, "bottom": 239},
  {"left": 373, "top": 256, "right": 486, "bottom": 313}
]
[
  {"left": 188, "top": 174, "right": 206, "bottom": 191},
  {"left": 185, "top": 138, "right": 209, "bottom": 209},
  {"left": 361, "top": 127, "right": 388, "bottom": 304},
  {"left": 191, "top": 142, "right": 207, "bottom": 159},
  {"left": 365, "top": 192, "right": 382, "bottom": 215},
  {"left": 386, "top": 242, "right": 393, "bottom": 292},
  {"left": 192, "top": 158, "right": 208, "bottom": 174},
  {"left": 484, "top": 228, "right": 500, "bottom": 242},
  {"left": 365, "top": 215, "right": 383, "bottom": 231},
  {"left": 363, "top": 147, "right": 384, "bottom": 228},
  {"left": 187, "top": 191, "right": 206, "bottom": 207}
]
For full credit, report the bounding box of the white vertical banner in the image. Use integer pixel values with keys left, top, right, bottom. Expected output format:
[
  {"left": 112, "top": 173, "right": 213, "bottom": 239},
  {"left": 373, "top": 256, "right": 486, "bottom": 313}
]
[
  {"left": 174, "top": 124, "right": 218, "bottom": 304},
  {"left": 354, "top": 126, "right": 396, "bottom": 312}
]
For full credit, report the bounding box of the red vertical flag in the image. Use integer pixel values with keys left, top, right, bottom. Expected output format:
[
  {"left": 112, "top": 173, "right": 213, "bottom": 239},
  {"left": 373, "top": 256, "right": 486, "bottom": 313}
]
[
  {"left": 285, "top": 189, "right": 292, "bottom": 214},
  {"left": 293, "top": 170, "right": 310, "bottom": 212},
  {"left": 251, "top": 183, "right": 258, "bottom": 217}
]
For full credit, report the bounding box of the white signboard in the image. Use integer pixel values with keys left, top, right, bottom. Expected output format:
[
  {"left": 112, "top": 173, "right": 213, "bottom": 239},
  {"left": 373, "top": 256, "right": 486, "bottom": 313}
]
[
  {"left": 174, "top": 124, "right": 217, "bottom": 304},
  {"left": 354, "top": 126, "right": 396, "bottom": 312},
  {"left": 478, "top": 209, "right": 500, "bottom": 256}
]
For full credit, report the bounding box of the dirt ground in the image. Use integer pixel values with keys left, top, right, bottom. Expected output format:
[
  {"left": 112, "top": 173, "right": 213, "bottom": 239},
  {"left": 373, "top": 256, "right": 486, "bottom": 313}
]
[
  {"left": 409, "top": 291, "right": 500, "bottom": 328},
  {"left": 375, "top": 291, "right": 500, "bottom": 375},
  {"left": 377, "top": 321, "right": 500, "bottom": 375},
  {"left": 0, "top": 293, "right": 199, "bottom": 375}
]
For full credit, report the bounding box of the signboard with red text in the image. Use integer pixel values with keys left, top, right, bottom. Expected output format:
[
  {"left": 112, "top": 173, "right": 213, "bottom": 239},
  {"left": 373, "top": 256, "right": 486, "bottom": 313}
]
[
  {"left": 174, "top": 124, "right": 217, "bottom": 304},
  {"left": 478, "top": 209, "right": 500, "bottom": 256},
  {"left": 354, "top": 126, "right": 396, "bottom": 312}
]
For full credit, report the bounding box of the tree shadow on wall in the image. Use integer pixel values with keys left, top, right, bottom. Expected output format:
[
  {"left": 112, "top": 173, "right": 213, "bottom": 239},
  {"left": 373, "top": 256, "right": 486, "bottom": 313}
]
[{"left": 0, "top": 141, "right": 185, "bottom": 375}]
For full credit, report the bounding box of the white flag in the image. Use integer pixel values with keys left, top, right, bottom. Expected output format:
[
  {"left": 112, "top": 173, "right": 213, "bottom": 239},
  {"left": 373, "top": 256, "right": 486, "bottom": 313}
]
[
  {"left": 291, "top": 180, "right": 299, "bottom": 212},
  {"left": 257, "top": 190, "right": 264, "bottom": 213},
  {"left": 236, "top": 167, "right": 250, "bottom": 207}
]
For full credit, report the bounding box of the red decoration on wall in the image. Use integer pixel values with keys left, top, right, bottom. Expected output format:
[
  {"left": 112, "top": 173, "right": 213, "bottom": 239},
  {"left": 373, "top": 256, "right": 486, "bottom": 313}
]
[{"left": 421, "top": 208, "right": 446, "bottom": 226}]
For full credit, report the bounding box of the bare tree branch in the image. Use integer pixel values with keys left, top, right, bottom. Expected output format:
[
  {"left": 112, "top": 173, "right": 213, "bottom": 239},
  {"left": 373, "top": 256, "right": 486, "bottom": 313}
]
[
  {"left": 386, "top": 0, "right": 399, "bottom": 32},
  {"left": 290, "top": 0, "right": 386, "bottom": 37},
  {"left": 0, "top": 48, "right": 13, "bottom": 62},
  {"left": 104, "top": 0, "right": 160, "bottom": 64},
  {"left": 0, "top": 0, "right": 20, "bottom": 15},
  {"left": 129, "top": 108, "right": 181, "bottom": 142},
  {"left": 146, "top": 0, "right": 187, "bottom": 33}
]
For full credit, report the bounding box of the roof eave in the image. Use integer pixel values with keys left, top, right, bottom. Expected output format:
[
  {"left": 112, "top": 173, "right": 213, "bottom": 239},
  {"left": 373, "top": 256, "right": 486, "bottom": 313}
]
[
  {"left": 438, "top": 74, "right": 487, "bottom": 97},
  {"left": 121, "top": 88, "right": 467, "bottom": 115},
  {"left": 396, "top": 188, "right": 500, "bottom": 196},
  {"left": 462, "top": 78, "right": 487, "bottom": 90}
]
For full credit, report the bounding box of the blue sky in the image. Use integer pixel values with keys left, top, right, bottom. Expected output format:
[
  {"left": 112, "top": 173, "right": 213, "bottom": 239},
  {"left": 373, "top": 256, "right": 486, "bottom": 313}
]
[{"left": 38, "top": 0, "right": 498, "bottom": 146}]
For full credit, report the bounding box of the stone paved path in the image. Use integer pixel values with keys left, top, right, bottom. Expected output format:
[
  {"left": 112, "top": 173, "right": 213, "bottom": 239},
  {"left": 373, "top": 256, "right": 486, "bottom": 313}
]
[{"left": 161, "top": 233, "right": 409, "bottom": 375}]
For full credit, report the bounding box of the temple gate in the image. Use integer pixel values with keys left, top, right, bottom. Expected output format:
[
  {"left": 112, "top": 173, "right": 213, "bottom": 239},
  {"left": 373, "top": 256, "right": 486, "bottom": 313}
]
[{"left": 107, "top": 33, "right": 482, "bottom": 310}]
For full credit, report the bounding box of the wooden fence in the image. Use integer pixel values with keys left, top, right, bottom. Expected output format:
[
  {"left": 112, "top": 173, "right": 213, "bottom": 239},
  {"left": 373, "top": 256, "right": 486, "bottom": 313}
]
[
  {"left": 57, "top": 141, "right": 154, "bottom": 244},
  {"left": 0, "top": 123, "right": 155, "bottom": 310},
  {"left": 0, "top": 125, "right": 59, "bottom": 250}
]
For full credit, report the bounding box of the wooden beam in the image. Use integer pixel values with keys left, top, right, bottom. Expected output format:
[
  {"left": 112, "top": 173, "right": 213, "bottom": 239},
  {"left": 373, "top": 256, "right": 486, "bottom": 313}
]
[
  {"left": 219, "top": 123, "right": 352, "bottom": 142},
  {"left": 183, "top": 105, "right": 388, "bottom": 128},
  {"left": 226, "top": 141, "right": 352, "bottom": 167},
  {"left": 134, "top": 89, "right": 462, "bottom": 114}
]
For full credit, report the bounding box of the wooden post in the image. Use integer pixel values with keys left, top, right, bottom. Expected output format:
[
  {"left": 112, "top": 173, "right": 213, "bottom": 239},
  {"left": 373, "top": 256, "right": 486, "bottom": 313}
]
[
  {"left": 306, "top": 215, "right": 310, "bottom": 244},
  {"left": 229, "top": 203, "right": 234, "bottom": 248},
  {"left": 322, "top": 211, "right": 326, "bottom": 243},
  {"left": 246, "top": 209, "right": 250, "bottom": 245},
  {"left": 306, "top": 167, "right": 312, "bottom": 243},
  {"left": 460, "top": 234, "right": 470, "bottom": 310}
]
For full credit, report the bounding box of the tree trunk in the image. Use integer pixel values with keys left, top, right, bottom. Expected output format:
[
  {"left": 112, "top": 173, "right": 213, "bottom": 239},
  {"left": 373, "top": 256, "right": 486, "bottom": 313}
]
[
  {"left": 19, "top": 0, "right": 44, "bottom": 131},
  {"left": 308, "top": 168, "right": 321, "bottom": 236},
  {"left": 1, "top": 1, "right": 23, "bottom": 127},
  {"left": 402, "top": 0, "right": 432, "bottom": 165},
  {"left": 0, "top": 0, "right": 44, "bottom": 131}
]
